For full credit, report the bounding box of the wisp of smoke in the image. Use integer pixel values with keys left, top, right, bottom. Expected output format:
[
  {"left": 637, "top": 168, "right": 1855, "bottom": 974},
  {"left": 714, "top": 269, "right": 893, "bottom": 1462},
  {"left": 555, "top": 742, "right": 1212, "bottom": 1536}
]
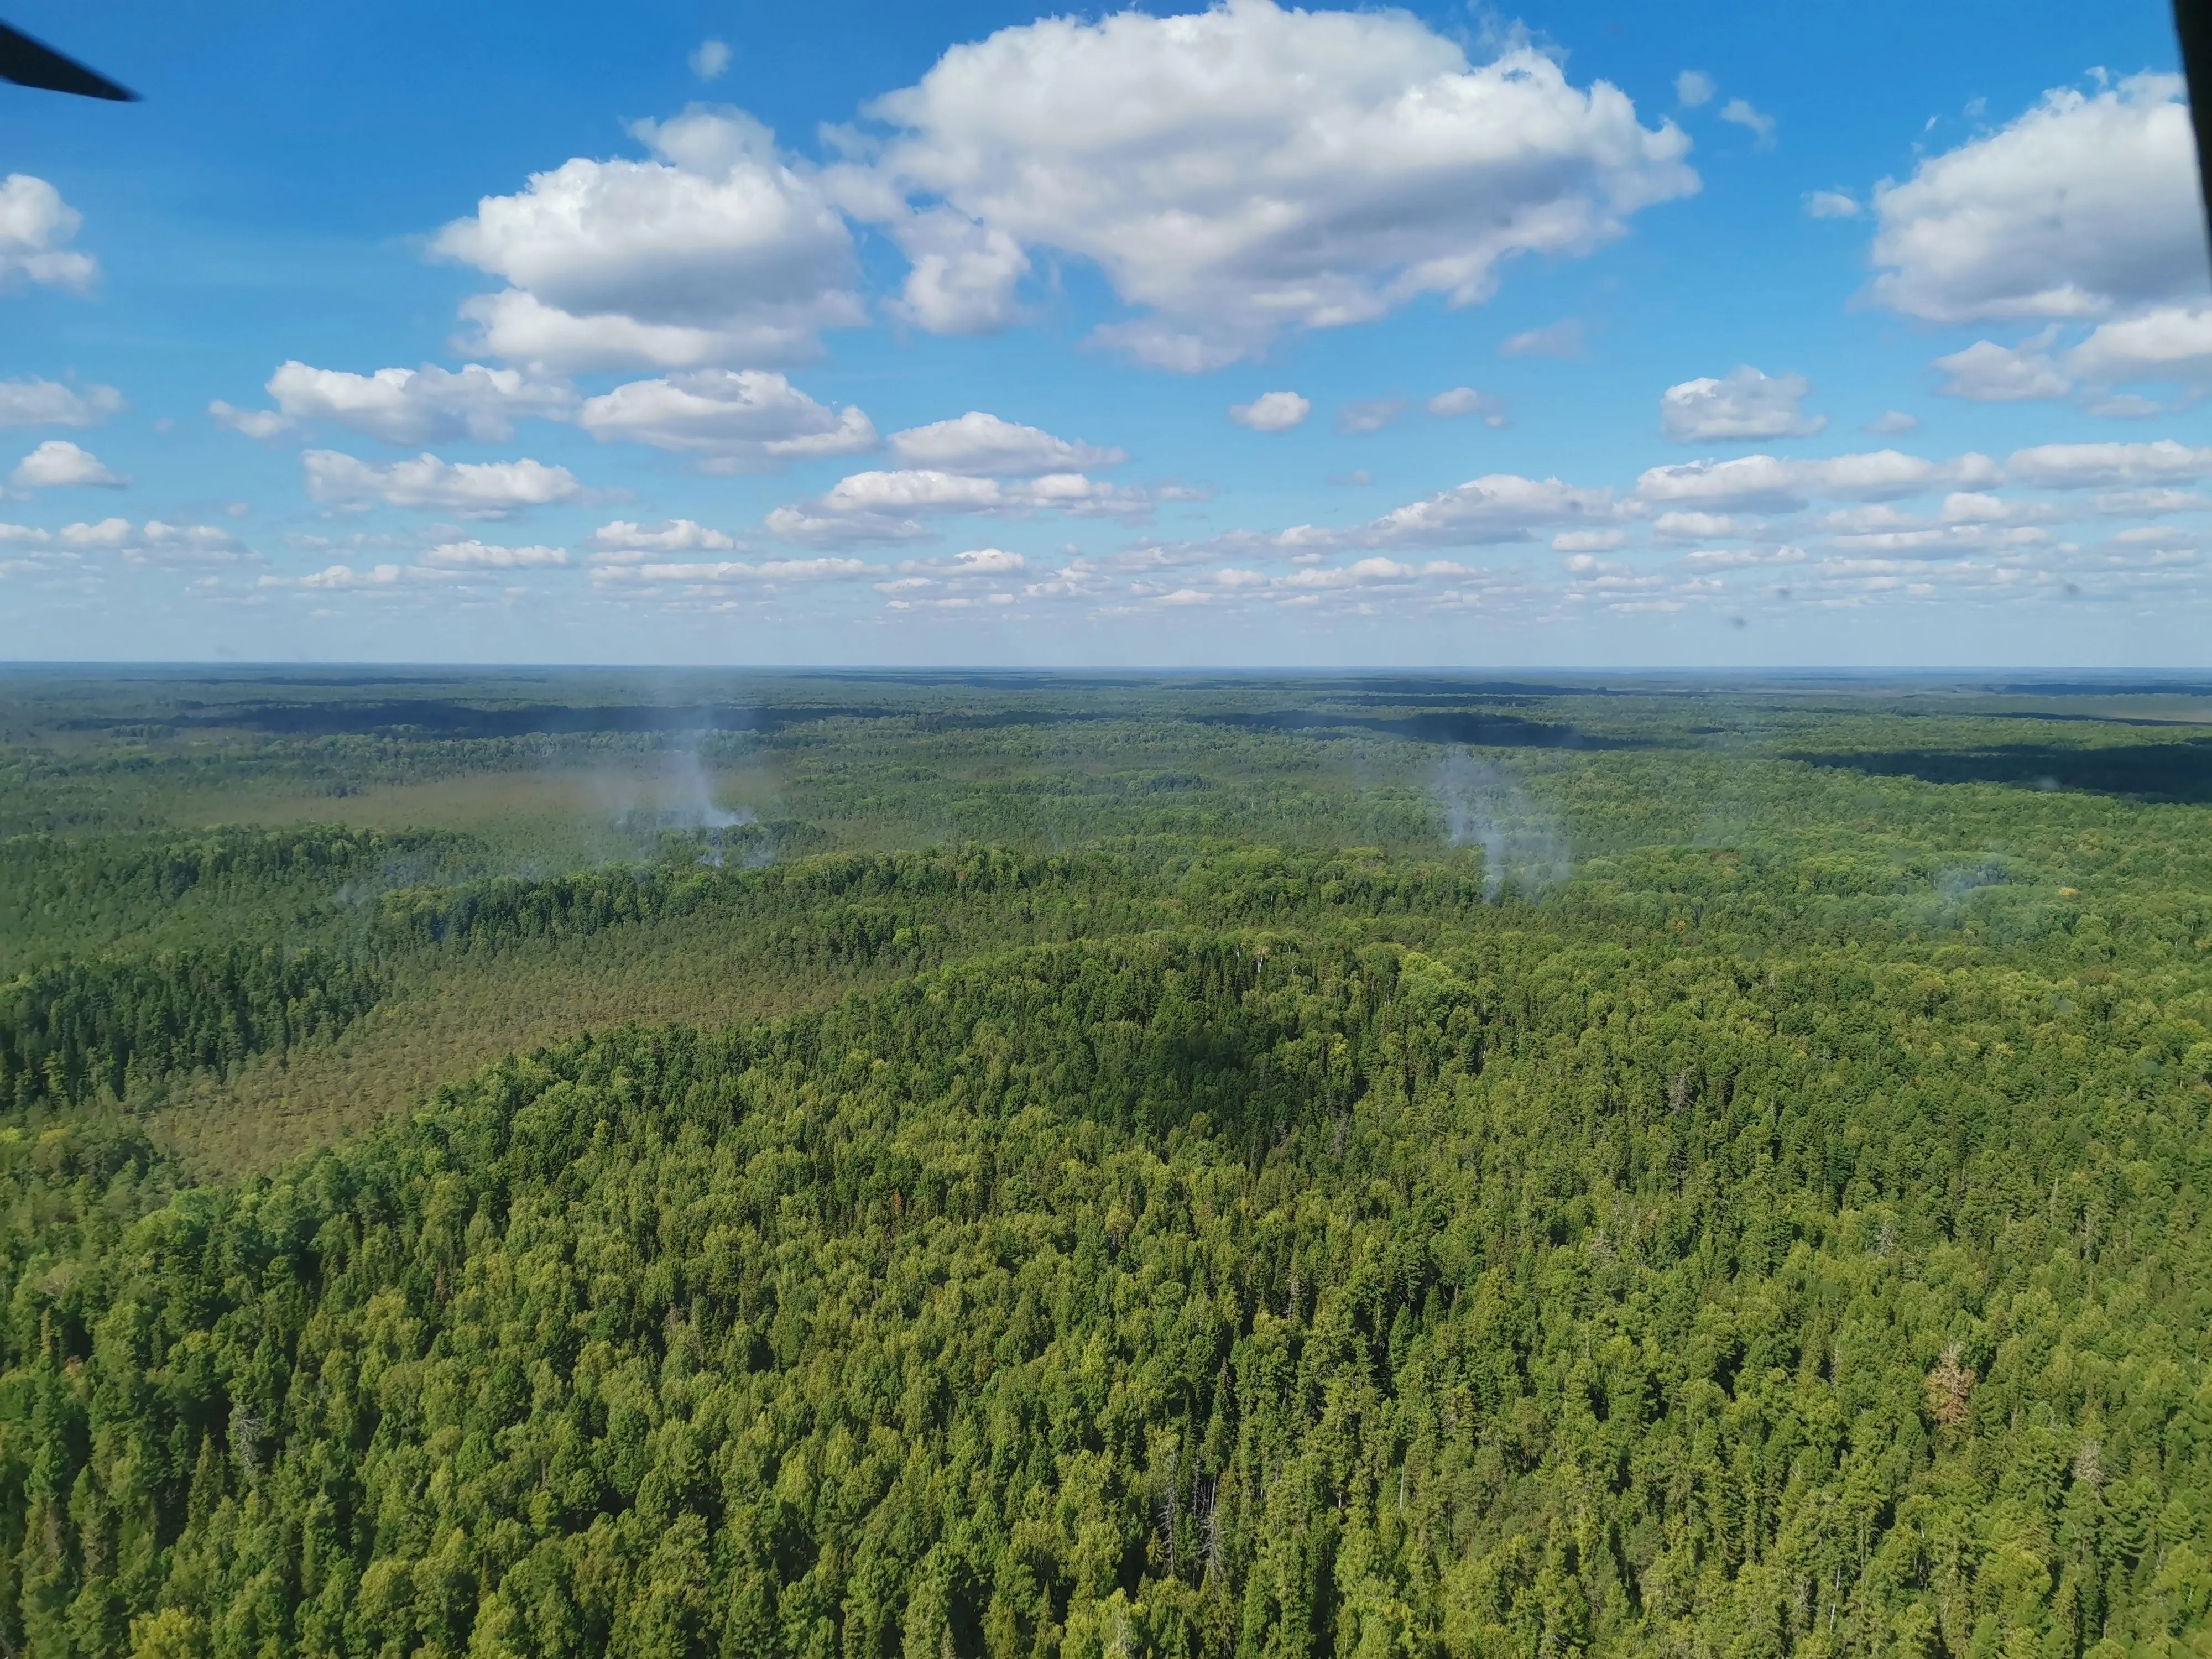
[
  {"left": 593, "top": 732, "right": 754, "bottom": 835},
  {"left": 1437, "top": 750, "right": 1569, "bottom": 901},
  {"left": 663, "top": 734, "right": 751, "bottom": 831}
]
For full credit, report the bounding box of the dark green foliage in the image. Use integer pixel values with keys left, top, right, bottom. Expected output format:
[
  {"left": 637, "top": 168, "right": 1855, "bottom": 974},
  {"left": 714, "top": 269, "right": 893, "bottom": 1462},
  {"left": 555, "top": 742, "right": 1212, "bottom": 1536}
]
[
  {"left": 0, "top": 844, "right": 1485, "bottom": 1115},
  {"left": 0, "top": 827, "right": 482, "bottom": 975},
  {"left": 2, "top": 670, "right": 2211, "bottom": 1658},
  {"left": 0, "top": 946, "right": 387, "bottom": 1112},
  {"left": 1, "top": 932, "right": 2207, "bottom": 1658}
]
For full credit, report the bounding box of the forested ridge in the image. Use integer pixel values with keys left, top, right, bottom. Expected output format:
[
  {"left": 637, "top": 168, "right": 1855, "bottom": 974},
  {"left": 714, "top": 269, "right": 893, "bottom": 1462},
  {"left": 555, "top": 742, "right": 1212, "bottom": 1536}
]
[
  {"left": 0, "top": 844, "right": 1486, "bottom": 1115},
  {"left": 2, "top": 670, "right": 2211, "bottom": 1658},
  {"left": 3, "top": 930, "right": 2208, "bottom": 1658}
]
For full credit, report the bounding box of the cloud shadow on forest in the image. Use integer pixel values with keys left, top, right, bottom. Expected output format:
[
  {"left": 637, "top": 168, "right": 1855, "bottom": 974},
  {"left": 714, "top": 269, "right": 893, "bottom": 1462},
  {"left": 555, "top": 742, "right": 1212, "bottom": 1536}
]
[{"left": 1793, "top": 740, "right": 2212, "bottom": 804}]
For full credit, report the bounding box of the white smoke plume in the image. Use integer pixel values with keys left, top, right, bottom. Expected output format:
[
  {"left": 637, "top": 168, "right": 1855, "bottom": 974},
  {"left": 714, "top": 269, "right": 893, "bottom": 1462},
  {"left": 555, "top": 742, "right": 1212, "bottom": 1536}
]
[
  {"left": 588, "top": 731, "right": 757, "bottom": 844},
  {"left": 1437, "top": 750, "right": 1569, "bottom": 900},
  {"left": 662, "top": 734, "right": 752, "bottom": 830}
]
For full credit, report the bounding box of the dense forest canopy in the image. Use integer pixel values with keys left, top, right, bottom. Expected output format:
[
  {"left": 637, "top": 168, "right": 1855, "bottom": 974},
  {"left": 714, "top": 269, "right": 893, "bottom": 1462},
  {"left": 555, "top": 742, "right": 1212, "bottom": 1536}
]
[{"left": 0, "top": 667, "right": 2206, "bottom": 1658}]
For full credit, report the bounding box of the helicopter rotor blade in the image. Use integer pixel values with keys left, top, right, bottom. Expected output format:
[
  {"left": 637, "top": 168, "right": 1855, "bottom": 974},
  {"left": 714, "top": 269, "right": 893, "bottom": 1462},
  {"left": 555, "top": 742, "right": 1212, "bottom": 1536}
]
[{"left": 0, "top": 19, "right": 137, "bottom": 101}]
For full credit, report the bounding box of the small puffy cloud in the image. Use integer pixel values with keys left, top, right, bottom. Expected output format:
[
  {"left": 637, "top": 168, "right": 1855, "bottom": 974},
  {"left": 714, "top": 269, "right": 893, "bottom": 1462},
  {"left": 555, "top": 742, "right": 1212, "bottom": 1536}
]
[
  {"left": 2082, "top": 392, "right": 2168, "bottom": 419},
  {"left": 1231, "top": 391, "right": 1311, "bottom": 432},
  {"left": 1426, "top": 387, "right": 1508, "bottom": 426},
  {"left": 208, "top": 402, "right": 293, "bottom": 440},
  {"left": 845, "top": 2, "right": 1697, "bottom": 368},
  {"left": 886, "top": 411, "right": 1124, "bottom": 476},
  {"left": 2091, "top": 487, "right": 2206, "bottom": 515},
  {"left": 434, "top": 109, "right": 865, "bottom": 370},
  {"left": 0, "top": 175, "right": 98, "bottom": 294},
  {"left": 1718, "top": 98, "right": 1776, "bottom": 147},
  {"left": 419, "top": 540, "right": 568, "bottom": 568},
  {"left": 690, "top": 39, "right": 732, "bottom": 81},
  {"left": 302, "top": 450, "right": 584, "bottom": 515},
  {"left": 132, "top": 521, "right": 253, "bottom": 566},
  {"left": 2004, "top": 439, "right": 2212, "bottom": 489},
  {"left": 877, "top": 210, "right": 1032, "bottom": 336},
  {"left": 1282, "top": 473, "right": 1618, "bottom": 552},
  {"left": 1553, "top": 529, "right": 1627, "bottom": 551},
  {"left": 1676, "top": 71, "right": 1716, "bottom": 108},
  {"left": 1278, "top": 556, "right": 1434, "bottom": 589},
  {"left": 2067, "top": 304, "right": 2212, "bottom": 388},
  {"left": 1499, "top": 318, "right": 1585, "bottom": 358},
  {"left": 577, "top": 370, "right": 876, "bottom": 469},
  {"left": 588, "top": 518, "right": 739, "bottom": 556},
  {"left": 242, "top": 361, "right": 578, "bottom": 445},
  {"left": 946, "top": 546, "right": 1025, "bottom": 574},
  {"left": 0, "top": 379, "right": 124, "bottom": 429},
  {"left": 1933, "top": 335, "right": 2071, "bottom": 401},
  {"left": 296, "top": 562, "right": 405, "bottom": 591},
  {"left": 10, "top": 440, "right": 123, "bottom": 488},
  {"left": 1869, "top": 74, "right": 2205, "bottom": 322},
  {"left": 1337, "top": 398, "right": 1406, "bottom": 435},
  {"left": 766, "top": 467, "right": 1145, "bottom": 545},
  {"left": 58, "top": 517, "right": 132, "bottom": 546},
  {"left": 1682, "top": 545, "right": 1807, "bottom": 570},
  {"left": 1660, "top": 367, "right": 1825, "bottom": 441},
  {"left": 1864, "top": 409, "right": 1919, "bottom": 434},
  {"left": 1803, "top": 189, "right": 1859, "bottom": 219},
  {"left": 1653, "top": 510, "right": 1754, "bottom": 540},
  {"left": 592, "top": 555, "right": 869, "bottom": 585},
  {"left": 1635, "top": 448, "right": 1984, "bottom": 511}
]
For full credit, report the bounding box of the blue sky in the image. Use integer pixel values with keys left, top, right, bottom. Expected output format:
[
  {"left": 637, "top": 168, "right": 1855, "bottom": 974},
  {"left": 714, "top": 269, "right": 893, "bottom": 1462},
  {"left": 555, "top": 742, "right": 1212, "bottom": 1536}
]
[{"left": 1, "top": 0, "right": 2205, "bottom": 666}]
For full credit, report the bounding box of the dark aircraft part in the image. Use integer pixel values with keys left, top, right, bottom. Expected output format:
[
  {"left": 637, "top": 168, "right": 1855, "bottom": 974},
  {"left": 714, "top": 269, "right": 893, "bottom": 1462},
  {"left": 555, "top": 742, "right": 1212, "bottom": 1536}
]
[
  {"left": 2182, "top": 0, "right": 2212, "bottom": 245},
  {"left": 0, "top": 19, "right": 137, "bottom": 100}
]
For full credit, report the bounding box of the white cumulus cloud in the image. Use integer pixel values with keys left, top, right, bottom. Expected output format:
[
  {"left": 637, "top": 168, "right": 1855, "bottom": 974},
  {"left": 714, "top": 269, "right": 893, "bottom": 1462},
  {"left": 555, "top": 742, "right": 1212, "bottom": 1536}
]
[
  {"left": 1230, "top": 391, "right": 1311, "bottom": 432},
  {"left": 1499, "top": 319, "right": 1585, "bottom": 358},
  {"left": 767, "top": 467, "right": 1146, "bottom": 546},
  {"left": 588, "top": 519, "right": 739, "bottom": 557},
  {"left": 208, "top": 403, "right": 294, "bottom": 441},
  {"left": 243, "top": 361, "right": 578, "bottom": 445},
  {"left": 1276, "top": 473, "right": 1618, "bottom": 552},
  {"left": 1653, "top": 510, "right": 1756, "bottom": 540},
  {"left": 1933, "top": 335, "right": 2072, "bottom": 401},
  {"left": 419, "top": 540, "right": 569, "bottom": 568},
  {"left": 886, "top": 411, "right": 1124, "bottom": 475},
  {"left": 1553, "top": 529, "right": 1627, "bottom": 551},
  {"left": 10, "top": 440, "right": 123, "bottom": 489},
  {"left": 2068, "top": 304, "right": 2212, "bottom": 388},
  {"left": 59, "top": 517, "right": 132, "bottom": 546},
  {"left": 434, "top": 109, "right": 865, "bottom": 370},
  {"left": 690, "top": 39, "right": 732, "bottom": 81},
  {"left": 593, "top": 556, "right": 870, "bottom": 585},
  {"left": 1338, "top": 398, "right": 1407, "bottom": 435},
  {"left": 132, "top": 521, "right": 253, "bottom": 566},
  {"left": 2004, "top": 439, "right": 2212, "bottom": 489},
  {"left": 1718, "top": 98, "right": 1777, "bottom": 147},
  {"left": 576, "top": 371, "right": 876, "bottom": 469},
  {"left": 840, "top": 0, "right": 1697, "bottom": 368},
  {"left": 301, "top": 450, "right": 584, "bottom": 515},
  {"left": 1635, "top": 449, "right": 1992, "bottom": 511},
  {"left": 1869, "top": 74, "right": 2206, "bottom": 322},
  {"left": 1426, "top": 387, "right": 1509, "bottom": 426},
  {"left": 1660, "top": 366, "right": 1825, "bottom": 441},
  {"left": 0, "top": 175, "right": 98, "bottom": 294},
  {"left": 0, "top": 379, "right": 124, "bottom": 429}
]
